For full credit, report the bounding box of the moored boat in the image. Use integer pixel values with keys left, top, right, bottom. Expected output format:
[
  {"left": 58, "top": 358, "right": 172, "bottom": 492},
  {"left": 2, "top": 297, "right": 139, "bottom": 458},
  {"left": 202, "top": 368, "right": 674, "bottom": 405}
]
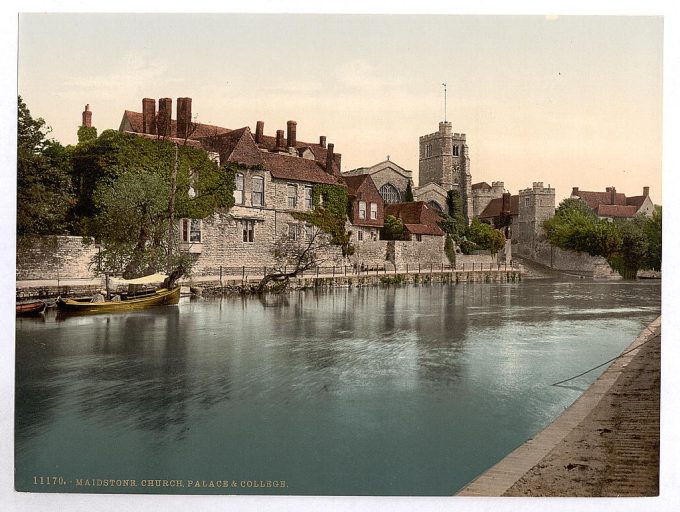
[
  {"left": 56, "top": 286, "right": 180, "bottom": 314},
  {"left": 16, "top": 300, "right": 46, "bottom": 316}
]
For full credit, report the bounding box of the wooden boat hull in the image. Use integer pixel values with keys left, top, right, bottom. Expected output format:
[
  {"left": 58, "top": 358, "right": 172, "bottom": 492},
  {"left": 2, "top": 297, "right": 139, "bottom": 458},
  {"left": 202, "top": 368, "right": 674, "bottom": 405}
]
[
  {"left": 56, "top": 287, "right": 180, "bottom": 314},
  {"left": 16, "top": 301, "right": 46, "bottom": 316}
]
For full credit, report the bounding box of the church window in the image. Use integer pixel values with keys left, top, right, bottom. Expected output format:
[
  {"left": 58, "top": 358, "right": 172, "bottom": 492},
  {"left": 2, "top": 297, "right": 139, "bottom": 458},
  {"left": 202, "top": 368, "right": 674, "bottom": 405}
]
[{"left": 379, "top": 183, "right": 401, "bottom": 204}]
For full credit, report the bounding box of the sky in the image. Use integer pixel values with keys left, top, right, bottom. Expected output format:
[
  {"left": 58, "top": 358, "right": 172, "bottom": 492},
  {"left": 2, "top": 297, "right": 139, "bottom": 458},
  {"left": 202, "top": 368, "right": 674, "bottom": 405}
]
[{"left": 17, "top": 13, "right": 663, "bottom": 203}]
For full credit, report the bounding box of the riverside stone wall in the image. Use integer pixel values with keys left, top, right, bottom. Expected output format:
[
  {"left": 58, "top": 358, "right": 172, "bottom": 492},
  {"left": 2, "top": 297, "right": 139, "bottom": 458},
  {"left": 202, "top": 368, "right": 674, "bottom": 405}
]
[
  {"left": 516, "top": 241, "right": 621, "bottom": 279},
  {"left": 17, "top": 236, "right": 99, "bottom": 281}
]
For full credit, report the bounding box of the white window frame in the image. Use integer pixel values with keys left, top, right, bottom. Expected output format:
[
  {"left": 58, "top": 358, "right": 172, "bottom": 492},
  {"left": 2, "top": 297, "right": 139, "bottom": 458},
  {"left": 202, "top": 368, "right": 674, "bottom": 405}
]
[
  {"left": 287, "top": 223, "right": 298, "bottom": 241},
  {"left": 359, "top": 200, "right": 367, "bottom": 220},
  {"left": 180, "top": 218, "right": 202, "bottom": 243},
  {"left": 370, "top": 202, "right": 377, "bottom": 220},
  {"left": 287, "top": 184, "right": 297, "bottom": 208},
  {"left": 234, "top": 173, "right": 244, "bottom": 204},
  {"left": 251, "top": 176, "right": 264, "bottom": 207},
  {"left": 242, "top": 220, "right": 255, "bottom": 243},
  {"left": 304, "top": 186, "right": 313, "bottom": 209},
  {"left": 304, "top": 224, "right": 314, "bottom": 242}
]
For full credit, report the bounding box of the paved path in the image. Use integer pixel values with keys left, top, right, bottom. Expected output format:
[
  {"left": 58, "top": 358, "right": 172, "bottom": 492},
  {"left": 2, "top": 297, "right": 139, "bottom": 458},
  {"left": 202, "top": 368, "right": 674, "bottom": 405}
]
[{"left": 457, "top": 316, "right": 661, "bottom": 497}]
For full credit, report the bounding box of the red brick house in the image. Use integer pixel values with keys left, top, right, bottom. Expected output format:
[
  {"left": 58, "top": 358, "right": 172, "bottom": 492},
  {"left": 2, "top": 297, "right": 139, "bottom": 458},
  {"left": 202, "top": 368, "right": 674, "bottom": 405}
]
[{"left": 343, "top": 174, "right": 384, "bottom": 242}]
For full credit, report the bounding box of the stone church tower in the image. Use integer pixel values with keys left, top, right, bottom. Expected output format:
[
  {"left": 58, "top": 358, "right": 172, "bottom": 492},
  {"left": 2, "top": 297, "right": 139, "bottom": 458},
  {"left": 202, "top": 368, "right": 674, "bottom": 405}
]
[{"left": 418, "top": 121, "right": 472, "bottom": 222}]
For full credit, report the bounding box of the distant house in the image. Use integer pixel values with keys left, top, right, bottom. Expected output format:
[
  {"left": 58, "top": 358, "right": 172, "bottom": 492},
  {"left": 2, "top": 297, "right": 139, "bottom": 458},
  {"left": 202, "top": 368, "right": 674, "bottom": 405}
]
[
  {"left": 478, "top": 192, "right": 519, "bottom": 238},
  {"left": 384, "top": 202, "right": 444, "bottom": 241},
  {"left": 570, "top": 186, "right": 655, "bottom": 220},
  {"left": 343, "top": 174, "right": 384, "bottom": 242}
]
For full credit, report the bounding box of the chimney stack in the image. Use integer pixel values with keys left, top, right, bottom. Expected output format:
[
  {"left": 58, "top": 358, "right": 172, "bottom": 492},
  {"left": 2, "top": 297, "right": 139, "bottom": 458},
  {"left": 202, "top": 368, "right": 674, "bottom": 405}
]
[
  {"left": 610, "top": 186, "right": 616, "bottom": 205},
  {"left": 643, "top": 186, "right": 649, "bottom": 197},
  {"left": 325, "top": 143, "right": 335, "bottom": 175},
  {"left": 158, "top": 98, "right": 172, "bottom": 137},
  {"left": 255, "top": 121, "right": 264, "bottom": 144},
  {"left": 142, "top": 98, "right": 156, "bottom": 135},
  {"left": 571, "top": 187, "right": 579, "bottom": 196},
  {"left": 287, "top": 120, "right": 297, "bottom": 148},
  {"left": 501, "top": 192, "right": 511, "bottom": 214},
  {"left": 82, "top": 104, "right": 92, "bottom": 128},
  {"left": 176, "top": 97, "right": 192, "bottom": 140},
  {"left": 319, "top": 135, "right": 327, "bottom": 148},
  {"left": 275, "top": 129, "right": 285, "bottom": 149}
]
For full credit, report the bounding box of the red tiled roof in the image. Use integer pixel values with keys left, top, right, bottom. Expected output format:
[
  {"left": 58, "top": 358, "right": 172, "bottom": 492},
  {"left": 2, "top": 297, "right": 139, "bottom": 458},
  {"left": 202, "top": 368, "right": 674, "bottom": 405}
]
[
  {"left": 479, "top": 195, "right": 519, "bottom": 218},
  {"left": 256, "top": 134, "right": 340, "bottom": 173},
  {"left": 196, "top": 127, "right": 264, "bottom": 167},
  {"left": 384, "top": 202, "right": 444, "bottom": 236},
  {"left": 573, "top": 190, "right": 627, "bottom": 209},
  {"left": 626, "top": 195, "right": 647, "bottom": 208},
  {"left": 343, "top": 174, "right": 370, "bottom": 195},
  {"left": 595, "top": 204, "right": 639, "bottom": 218},
  {"left": 261, "top": 152, "right": 341, "bottom": 185}
]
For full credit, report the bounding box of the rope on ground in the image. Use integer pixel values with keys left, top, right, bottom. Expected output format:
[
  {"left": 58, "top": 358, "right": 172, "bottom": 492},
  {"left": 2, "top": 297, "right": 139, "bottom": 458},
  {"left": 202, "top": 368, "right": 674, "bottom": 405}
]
[{"left": 551, "top": 330, "right": 660, "bottom": 387}]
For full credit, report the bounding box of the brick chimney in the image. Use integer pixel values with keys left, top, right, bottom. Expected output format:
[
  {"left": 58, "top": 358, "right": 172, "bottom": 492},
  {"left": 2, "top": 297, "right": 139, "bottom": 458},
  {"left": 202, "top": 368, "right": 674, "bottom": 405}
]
[
  {"left": 255, "top": 121, "right": 264, "bottom": 144},
  {"left": 158, "top": 98, "right": 172, "bottom": 137},
  {"left": 287, "top": 120, "right": 297, "bottom": 148},
  {"left": 142, "top": 98, "right": 156, "bottom": 135},
  {"left": 176, "top": 97, "right": 192, "bottom": 140},
  {"left": 501, "top": 192, "right": 511, "bottom": 214},
  {"left": 571, "top": 186, "right": 579, "bottom": 196},
  {"left": 325, "top": 143, "right": 335, "bottom": 175},
  {"left": 334, "top": 152, "right": 341, "bottom": 173},
  {"left": 82, "top": 104, "right": 92, "bottom": 128},
  {"left": 319, "top": 135, "right": 326, "bottom": 148},
  {"left": 275, "top": 129, "right": 285, "bottom": 149},
  {"left": 610, "top": 186, "right": 616, "bottom": 205},
  {"left": 643, "top": 186, "right": 649, "bottom": 197}
]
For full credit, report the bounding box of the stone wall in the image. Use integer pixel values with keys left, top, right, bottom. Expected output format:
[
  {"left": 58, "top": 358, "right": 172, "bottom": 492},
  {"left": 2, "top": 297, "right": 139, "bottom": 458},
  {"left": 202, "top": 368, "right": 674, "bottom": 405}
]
[
  {"left": 350, "top": 240, "right": 389, "bottom": 269},
  {"left": 517, "top": 241, "right": 621, "bottom": 279},
  {"left": 17, "top": 236, "right": 99, "bottom": 280},
  {"left": 393, "top": 236, "right": 445, "bottom": 268}
]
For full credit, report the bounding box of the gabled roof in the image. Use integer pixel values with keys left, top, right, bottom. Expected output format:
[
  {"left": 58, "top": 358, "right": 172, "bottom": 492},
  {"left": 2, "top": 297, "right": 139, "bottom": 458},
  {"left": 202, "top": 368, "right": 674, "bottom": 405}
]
[
  {"left": 261, "top": 152, "right": 340, "bottom": 185},
  {"left": 626, "top": 195, "right": 648, "bottom": 208},
  {"left": 255, "top": 134, "right": 339, "bottom": 171},
  {"left": 197, "top": 127, "right": 264, "bottom": 167},
  {"left": 384, "top": 202, "right": 444, "bottom": 236},
  {"left": 479, "top": 195, "right": 519, "bottom": 218},
  {"left": 344, "top": 159, "right": 413, "bottom": 179},
  {"left": 343, "top": 174, "right": 371, "bottom": 195},
  {"left": 595, "top": 204, "right": 639, "bottom": 218},
  {"left": 573, "top": 190, "right": 627, "bottom": 209}
]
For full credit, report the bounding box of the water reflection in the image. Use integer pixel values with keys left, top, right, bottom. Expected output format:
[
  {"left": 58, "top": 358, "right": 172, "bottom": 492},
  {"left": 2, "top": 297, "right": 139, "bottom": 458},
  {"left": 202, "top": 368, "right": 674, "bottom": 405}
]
[{"left": 15, "top": 280, "right": 661, "bottom": 495}]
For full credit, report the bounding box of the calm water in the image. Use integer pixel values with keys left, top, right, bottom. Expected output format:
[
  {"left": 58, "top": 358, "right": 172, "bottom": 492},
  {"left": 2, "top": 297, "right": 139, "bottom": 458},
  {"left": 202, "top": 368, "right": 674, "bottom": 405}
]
[{"left": 15, "top": 279, "right": 660, "bottom": 496}]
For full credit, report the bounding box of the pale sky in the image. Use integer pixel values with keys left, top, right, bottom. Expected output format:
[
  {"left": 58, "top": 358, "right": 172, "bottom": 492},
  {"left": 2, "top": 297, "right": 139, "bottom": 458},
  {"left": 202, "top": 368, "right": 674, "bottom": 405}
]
[{"left": 17, "top": 13, "right": 663, "bottom": 203}]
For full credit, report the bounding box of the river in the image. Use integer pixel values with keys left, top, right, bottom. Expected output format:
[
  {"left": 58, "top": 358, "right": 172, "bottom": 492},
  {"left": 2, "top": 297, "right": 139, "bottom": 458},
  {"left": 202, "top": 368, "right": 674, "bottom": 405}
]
[{"left": 15, "top": 279, "right": 661, "bottom": 496}]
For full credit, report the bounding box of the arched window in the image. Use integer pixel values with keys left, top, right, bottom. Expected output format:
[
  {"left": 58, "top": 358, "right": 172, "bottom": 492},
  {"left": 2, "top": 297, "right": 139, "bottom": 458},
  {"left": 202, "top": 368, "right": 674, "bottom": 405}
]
[
  {"left": 428, "top": 200, "right": 443, "bottom": 212},
  {"left": 379, "top": 183, "right": 401, "bottom": 204}
]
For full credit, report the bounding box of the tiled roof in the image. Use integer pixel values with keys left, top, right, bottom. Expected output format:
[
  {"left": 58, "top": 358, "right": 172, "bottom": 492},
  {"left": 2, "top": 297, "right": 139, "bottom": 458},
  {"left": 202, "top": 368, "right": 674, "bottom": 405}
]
[
  {"left": 384, "top": 202, "right": 444, "bottom": 236},
  {"left": 196, "top": 127, "right": 264, "bottom": 167},
  {"left": 342, "top": 174, "right": 370, "bottom": 195},
  {"left": 626, "top": 195, "right": 647, "bottom": 208},
  {"left": 479, "top": 195, "right": 519, "bottom": 218},
  {"left": 595, "top": 204, "right": 639, "bottom": 218},
  {"left": 573, "top": 190, "right": 627, "bottom": 209},
  {"left": 256, "top": 134, "right": 341, "bottom": 174},
  {"left": 261, "top": 152, "right": 341, "bottom": 185},
  {"left": 121, "top": 110, "right": 230, "bottom": 140},
  {"left": 120, "top": 130, "right": 205, "bottom": 149}
]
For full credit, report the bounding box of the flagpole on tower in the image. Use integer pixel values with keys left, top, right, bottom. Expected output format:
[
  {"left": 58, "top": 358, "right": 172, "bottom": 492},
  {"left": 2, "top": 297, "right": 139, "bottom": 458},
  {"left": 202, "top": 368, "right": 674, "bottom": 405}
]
[{"left": 442, "top": 83, "right": 447, "bottom": 123}]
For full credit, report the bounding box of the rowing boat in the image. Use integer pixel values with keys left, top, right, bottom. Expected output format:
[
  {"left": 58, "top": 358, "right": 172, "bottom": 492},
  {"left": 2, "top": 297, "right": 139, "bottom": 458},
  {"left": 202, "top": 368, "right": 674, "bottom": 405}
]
[
  {"left": 56, "top": 287, "right": 180, "bottom": 314},
  {"left": 16, "top": 300, "right": 46, "bottom": 316}
]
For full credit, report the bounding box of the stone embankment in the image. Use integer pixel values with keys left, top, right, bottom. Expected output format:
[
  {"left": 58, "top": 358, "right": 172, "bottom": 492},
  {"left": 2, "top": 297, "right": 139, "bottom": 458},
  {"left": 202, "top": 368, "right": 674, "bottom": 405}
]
[
  {"left": 16, "top": 266, "right": 522, "bottom": 299},
  {"left": 456, "top": 316, "right": 661, "bottom": 497}
]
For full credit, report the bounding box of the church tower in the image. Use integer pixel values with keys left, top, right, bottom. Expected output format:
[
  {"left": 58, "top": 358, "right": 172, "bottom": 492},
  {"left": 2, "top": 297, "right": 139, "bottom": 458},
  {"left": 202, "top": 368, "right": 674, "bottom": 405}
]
[{"left": 419, "top": 121, "right": 472, "bottom": 222}]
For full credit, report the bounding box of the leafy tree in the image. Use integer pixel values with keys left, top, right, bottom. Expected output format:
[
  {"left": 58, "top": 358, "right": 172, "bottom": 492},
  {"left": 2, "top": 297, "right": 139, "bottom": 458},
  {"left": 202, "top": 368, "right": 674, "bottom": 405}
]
[
  {"left": 438, "top": 189, "right": 467, "bottom": 241},
  {"left": 381, "top": 214, "right": 408, "bottom": 241},
  {"left": 643, "top": 206, "right": 662, "bottom": 271},
  {"left": 17, "top": 96, "right": 75, "bottom": 236},
  {"left": 465, "top": 218, "right": 505, "bottom": 255},
  {"left": 77, "top": 125, "right": 98, "bottom": 143},
  {"left": 404, "top": 181, "right": 414, "bottom": 202},
  {"left": 543, "top": 199, "right": 617, "bottom": 256}
]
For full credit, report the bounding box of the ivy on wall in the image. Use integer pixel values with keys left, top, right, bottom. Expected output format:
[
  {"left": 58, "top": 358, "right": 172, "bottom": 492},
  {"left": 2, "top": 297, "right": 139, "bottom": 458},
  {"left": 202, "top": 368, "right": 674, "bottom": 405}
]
[{"left": 292, "top": 184, "right": 354, "bottom": 256}]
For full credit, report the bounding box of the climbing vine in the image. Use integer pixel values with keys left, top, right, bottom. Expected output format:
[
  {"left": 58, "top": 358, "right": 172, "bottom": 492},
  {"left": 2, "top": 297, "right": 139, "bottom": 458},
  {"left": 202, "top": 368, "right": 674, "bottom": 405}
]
[{"left": 291, "top": 184, "right": 354, "bottom": 256}]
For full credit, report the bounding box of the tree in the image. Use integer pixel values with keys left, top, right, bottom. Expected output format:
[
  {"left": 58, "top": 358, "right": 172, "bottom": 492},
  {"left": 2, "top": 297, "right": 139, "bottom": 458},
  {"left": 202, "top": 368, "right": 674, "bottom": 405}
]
[
  {"left": 256, "top": 227, "right": 333, "bottom": 293},
  {"left": 465, "top": 218, "right": 505, "bottom": 255},
  {"left": 643, "top": 206, "right": 662, "bottom": 271},
  {"left": 438, "top": 189, "right": 467, "bottom": 240},
  {"left": 17, "top": 96, "right": 75, "bottom": 236},
  {"left": 404, "top": 181, "right": 414, "bottom": 202},
  {"left": 381, "top": 215, "right": 408, "bottom": 240}
]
